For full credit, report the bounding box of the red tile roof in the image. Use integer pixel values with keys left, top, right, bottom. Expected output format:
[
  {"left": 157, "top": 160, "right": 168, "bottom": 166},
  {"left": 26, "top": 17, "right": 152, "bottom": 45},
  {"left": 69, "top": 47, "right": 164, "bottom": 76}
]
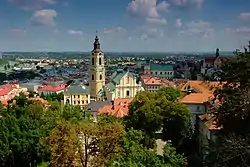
[
  {"left": 0, "top": 84, "right": 12, "bottom": 96},
  {"left": 98, "top": 98, "right": 133, "bottom": 118},
  {"left": 37, "top": 84, "right": 66, "bottom": 92}
]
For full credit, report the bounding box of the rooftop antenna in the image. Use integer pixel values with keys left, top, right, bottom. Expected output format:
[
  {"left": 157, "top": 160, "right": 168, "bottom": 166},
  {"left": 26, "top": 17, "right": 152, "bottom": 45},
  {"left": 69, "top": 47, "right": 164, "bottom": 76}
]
[{"left": 95, "top": 30, "right": 98, "bottom": 37}]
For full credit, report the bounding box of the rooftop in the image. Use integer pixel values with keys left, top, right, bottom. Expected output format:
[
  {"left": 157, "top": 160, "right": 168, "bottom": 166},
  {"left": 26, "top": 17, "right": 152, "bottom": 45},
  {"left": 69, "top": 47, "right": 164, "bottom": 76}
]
[{"left": 149, "top": 63, "right": 173, "bottom": 71}]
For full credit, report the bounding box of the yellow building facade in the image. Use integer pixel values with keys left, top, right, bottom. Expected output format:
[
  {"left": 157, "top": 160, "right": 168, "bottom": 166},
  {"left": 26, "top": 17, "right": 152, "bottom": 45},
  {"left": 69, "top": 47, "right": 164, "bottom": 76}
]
[
  {"left": 89, "top": 35, "right": 105, "bottom": 100},
  {"left": 64, "top": 85, "right": 90, "bottom": 109},
  {"left": 103, "top": 70, "right": 144, "bottom": 101}
]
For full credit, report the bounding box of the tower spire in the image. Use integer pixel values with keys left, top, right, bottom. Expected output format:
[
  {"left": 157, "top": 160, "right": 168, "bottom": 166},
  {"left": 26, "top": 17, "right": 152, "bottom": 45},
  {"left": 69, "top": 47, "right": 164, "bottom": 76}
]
[{"left": 93, "top": 30, "right": 101, "bottom": 52}]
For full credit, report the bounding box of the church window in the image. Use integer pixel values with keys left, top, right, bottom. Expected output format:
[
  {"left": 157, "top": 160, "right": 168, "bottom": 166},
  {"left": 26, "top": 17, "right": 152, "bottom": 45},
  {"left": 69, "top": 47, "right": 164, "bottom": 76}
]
[
  {"left": 100, "top": 74, "right": 102, "bottom": 80},
  {"left": 92, "top": 58, "right": 94, "bottom": 65},
  {"left": 99, "top": 53, "right": 102, "bottom": 55},
  {"left": 99, "top": 57, "right": 102, "bottom": 65},
  {"left": 126, "top": 90, "right": 130, "bottom": 97},
  {"left": 92, "top": 74, "right": 94, "bottom": 80}
]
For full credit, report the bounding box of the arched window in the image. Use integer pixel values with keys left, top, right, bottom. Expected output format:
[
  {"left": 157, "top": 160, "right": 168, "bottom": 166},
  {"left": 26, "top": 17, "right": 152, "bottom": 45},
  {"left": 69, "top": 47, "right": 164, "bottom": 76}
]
[
  {"left": 100, "top": 74, "right": 102, "bottom": 80},
  {"left": 99, "top": 57, "right": 102, "bottom": 65},
  {"left": 92, "top": 74, "right": 94, "bottom": 80},
  {"left": 92, "top": 58, "right": 94, "bottom": 65}
]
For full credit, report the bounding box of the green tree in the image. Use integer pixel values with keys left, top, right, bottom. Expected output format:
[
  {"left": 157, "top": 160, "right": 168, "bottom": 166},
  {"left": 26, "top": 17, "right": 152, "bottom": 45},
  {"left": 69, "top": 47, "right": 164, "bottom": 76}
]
[
  {"left": 125, "top": 88, "right": 191, "bottom": 148},
  {"left": 125, "top": 91, "right": 163, "bottom": 147},
  {"left": 108, "top": 129, "right": 186, "bottom": 167},
  {"left": 156, "top": 87, "right": 182, "bottom": 101},
  {"left": 206, "top": 51, "right": 250, "bottom": 166},
  {"left": 46, "top": 120, "right": 78, "bottom": 167}
]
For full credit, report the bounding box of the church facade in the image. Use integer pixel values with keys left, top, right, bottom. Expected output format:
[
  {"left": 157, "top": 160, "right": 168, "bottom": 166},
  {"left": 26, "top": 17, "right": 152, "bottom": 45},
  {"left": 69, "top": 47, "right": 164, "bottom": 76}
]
[{"left": 89, "top": 35, "right": 144, "bottom": 101}]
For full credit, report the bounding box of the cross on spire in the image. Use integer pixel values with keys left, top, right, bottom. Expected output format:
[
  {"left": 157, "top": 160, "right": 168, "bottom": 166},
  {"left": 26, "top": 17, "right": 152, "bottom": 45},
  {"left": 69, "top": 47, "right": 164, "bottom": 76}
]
[{"left": 93, "top": 30, "right": 101, "bottom": 52}]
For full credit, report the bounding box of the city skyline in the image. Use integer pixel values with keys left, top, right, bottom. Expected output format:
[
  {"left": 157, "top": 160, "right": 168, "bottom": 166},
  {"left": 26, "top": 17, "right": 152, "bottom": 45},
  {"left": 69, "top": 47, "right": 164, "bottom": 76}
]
[{"left": 0, "top": 0, "right": 250, "bottom": 52}]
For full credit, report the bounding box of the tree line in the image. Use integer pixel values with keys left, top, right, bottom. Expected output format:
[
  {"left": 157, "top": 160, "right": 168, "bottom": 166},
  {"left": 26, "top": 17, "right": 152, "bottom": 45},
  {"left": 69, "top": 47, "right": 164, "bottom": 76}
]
[{"left": 0, "top": 87, "right": 190, "bottom": 167}]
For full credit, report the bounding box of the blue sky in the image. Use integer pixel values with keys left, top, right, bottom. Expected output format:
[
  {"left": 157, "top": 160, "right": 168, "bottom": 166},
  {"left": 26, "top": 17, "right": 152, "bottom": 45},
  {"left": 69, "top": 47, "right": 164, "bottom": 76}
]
[{"left": 0, "top": 0, "right": 250, "bottom": 52}]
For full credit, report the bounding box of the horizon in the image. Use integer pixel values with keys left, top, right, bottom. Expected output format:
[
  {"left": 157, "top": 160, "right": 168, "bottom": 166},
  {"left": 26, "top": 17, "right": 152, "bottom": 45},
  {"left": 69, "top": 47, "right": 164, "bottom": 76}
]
[{"left": 0, "top": 0, "right": 250, "bottom": 52}]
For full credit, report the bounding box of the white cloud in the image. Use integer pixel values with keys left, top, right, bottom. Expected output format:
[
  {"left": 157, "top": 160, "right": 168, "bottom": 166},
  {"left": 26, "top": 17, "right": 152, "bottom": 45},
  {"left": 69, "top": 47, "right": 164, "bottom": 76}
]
[
  {"left": 103, "top": 26, "right": 126, "bottom": 34},
  {"left": 175, "top": 18, "right": 182, "bottom": 27},
  {"left": 146, "top": 18, "right": 167, "bottom": 24},
  {"left": 179, "top": 20, "right": 213, "bottom": 37},
  {"left": 136, "top": 26, "right": 164, "bottom": 40},
  {"left": 127, "top": 0, "right": 169, "bottom": 24},
  {"left": 68, "top": 30, "right": 83, "bottom": 35},
  {"left": 239, "top": 12, "right": 250, "bottom": 21},
  {"left": 225, "top": 27, "right": 250, "bottom": 34},
  {"left": 172, "top": 0, "right": 204, "bottom": 8},
  {"left": 8, "top": 0, "right": 56, "bottom": 10},
  {"left": 30, "top": 9, "right": 57, "bottom": 27}
]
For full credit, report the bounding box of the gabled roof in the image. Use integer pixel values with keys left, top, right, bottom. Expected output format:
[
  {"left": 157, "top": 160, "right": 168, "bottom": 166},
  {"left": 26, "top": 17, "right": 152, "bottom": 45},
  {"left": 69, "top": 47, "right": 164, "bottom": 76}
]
[
  {"left": 64, "top": 85, "right": 89, "bottom": 95},
  {"left": 38, "top": 84, "right": 66, "bottom": 92},
  {"left": 149, "top": 63, "right": 173, "bottom": 71},
  {"left": 98, "top": 98, "right": 133, "bottom": 118}
]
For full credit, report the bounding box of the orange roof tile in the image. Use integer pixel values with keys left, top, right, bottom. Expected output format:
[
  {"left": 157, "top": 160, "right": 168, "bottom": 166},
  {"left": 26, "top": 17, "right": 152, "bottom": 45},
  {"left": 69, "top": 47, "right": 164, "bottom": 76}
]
[
  {"left": 98, "top": 98, "right": 133, "bottom": 118},
  {"left": 37, "top": 84, "right": 66, "bottom": 92},
  {"left": 179, "top": 93, "right": 214, "bottom": 104},
  {"left": 180, "top": 81, "right": 224, "bottom": 94}
]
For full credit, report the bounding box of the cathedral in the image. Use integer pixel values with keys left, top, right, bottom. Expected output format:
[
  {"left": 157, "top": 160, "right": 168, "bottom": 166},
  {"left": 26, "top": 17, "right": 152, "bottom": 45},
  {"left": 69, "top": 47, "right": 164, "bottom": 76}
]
[{"left": 89, "top": 35, "right": 144, "bottom": 101}]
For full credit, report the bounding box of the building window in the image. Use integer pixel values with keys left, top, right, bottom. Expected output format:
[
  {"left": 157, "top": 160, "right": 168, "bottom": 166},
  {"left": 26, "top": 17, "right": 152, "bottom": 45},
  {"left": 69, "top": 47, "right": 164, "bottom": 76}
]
[
  {"left": 86, "top": 100, "right": 88, "bottom": 104},
  {"left": 126, "top": 76, "right": 129, "bottom": 84},
  {"left": 151, "top": 72, "right": 153, "bottom": 74},
  {"left": 92, "top": 74, "right": 94, "bottom": 80},
  {"left": 118, "top": 91, "right": 120, "bottom": 98},
  {"left": 78, "top": 95, "right": 80, "bottom": 98},
  {"left": 92, "top": 58, "right": 94, "bottom": 65},
  {"left": 100, "top": 74, "right": 102, "bottom": 80},
  {"left": 99, "top": 57, "right": 102, "bottom": 65},
  {"left": 165, "top": 72, "right": 167, "bottom": 74},
  {"left": 66, "top": 99, "right": 70, "bottom": 103},
  {"left": 160, "top": 72, "right": 162, "bottom": 75},
  {"left": 126, "top": 90, "right": 130, "bottom": 97},
  {"left": 82, "top": 100, "right": 85, "bottom": 104},
  {"left": 155, "top": 72, "right": 158, "bottom": 75}
]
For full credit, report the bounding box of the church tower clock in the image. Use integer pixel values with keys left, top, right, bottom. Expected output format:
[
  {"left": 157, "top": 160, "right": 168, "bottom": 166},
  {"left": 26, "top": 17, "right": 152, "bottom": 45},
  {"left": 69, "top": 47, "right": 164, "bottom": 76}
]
[{"left": 89, "top": 33, "right": 105, "bottom": 100}]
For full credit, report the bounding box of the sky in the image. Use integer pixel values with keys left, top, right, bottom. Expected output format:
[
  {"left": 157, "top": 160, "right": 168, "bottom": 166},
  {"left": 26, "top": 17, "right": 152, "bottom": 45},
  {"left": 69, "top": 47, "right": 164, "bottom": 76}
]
[{"left": 0, "top": 0, "right": 250, "bottom": 52}]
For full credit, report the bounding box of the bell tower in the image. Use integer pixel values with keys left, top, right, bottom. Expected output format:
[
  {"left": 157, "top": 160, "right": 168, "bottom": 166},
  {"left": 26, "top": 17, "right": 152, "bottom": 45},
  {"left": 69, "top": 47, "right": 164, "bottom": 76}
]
[{"left": 89, "top": 32, "right": 105, "bottom": 100}]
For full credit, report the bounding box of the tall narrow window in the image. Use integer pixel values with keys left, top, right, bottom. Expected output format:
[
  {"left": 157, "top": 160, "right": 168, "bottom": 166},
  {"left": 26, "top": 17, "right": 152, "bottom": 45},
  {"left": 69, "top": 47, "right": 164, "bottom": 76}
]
[
  {"left": 92, "top": 58, "right": 94, "bottom": 65},
  {"left": 100, "top": 74, "right": 102, "bottom": 80},
  {"left": 126, "top": 90, "right": 130, "bottom": 97},
  {"left": 92, "top": 74, "right": 94, "bottom": 80},
  {"left": 99, "top": 57, "right": 102, "bottom": 65},
  {"left": 126, "top": 76, "right": 129, "bottom": 84}
]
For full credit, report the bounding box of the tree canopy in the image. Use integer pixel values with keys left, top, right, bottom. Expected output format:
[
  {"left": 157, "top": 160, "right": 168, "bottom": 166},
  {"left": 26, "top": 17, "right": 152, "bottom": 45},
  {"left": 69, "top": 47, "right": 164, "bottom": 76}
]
[
  {"left": 207, "top": 51, "right": 250, "bottom": 166},
  {"left": 125, "top": 87, "right": 191, "bottom": 148}
]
